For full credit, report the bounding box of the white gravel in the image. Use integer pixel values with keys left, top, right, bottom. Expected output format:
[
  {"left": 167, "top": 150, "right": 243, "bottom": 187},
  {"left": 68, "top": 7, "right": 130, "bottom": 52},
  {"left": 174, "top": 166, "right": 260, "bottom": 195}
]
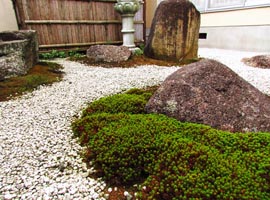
[
  {"left": 0, "top": 48, "right": 269, "bottom": 200},
  {"left": 0, "top": 61, "right": 179, "bottom": 200}
]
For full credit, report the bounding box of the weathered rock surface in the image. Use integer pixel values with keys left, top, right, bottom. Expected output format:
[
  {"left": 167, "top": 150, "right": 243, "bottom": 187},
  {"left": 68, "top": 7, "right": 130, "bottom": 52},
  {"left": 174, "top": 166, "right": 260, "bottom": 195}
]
[
  {"left": 242, "top": 55, "right": 270, "bottom": 69},
  {"left": 145, "top": 59, "right": 270, "bottom": 133},
  {"left": 144, "top": 0, "right": 200, "bottom": 62},
  {"left": 0, "top": 30, "right": 38, "bottom": 80},
  {"left": 87, "top": 45, "right": 131, "bottom": 63}
]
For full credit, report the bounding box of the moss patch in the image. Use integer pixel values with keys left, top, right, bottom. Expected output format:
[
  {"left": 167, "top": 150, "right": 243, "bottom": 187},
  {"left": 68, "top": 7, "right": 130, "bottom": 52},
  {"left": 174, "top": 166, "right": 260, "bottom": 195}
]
[
  {"left": 72, "top": 87, "right": 270, "bottom": 199},
  {"left": 0, "top": 62, "right": 64, "bottom": 101}
]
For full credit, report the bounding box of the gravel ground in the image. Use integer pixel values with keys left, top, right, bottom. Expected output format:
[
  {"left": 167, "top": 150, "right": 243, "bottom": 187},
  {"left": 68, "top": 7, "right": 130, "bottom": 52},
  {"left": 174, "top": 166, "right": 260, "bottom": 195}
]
[{"left": 0, "top": 48, "right": 269, "bottom": 200}]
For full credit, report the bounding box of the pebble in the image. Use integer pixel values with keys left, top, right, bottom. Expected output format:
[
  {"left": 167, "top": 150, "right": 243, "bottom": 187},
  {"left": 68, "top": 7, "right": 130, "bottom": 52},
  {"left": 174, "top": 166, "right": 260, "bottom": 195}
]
[
  {"left": 0, "top": 48, "right": 269, "bottom": 199},
  {"left": 107, "top": 188, "right": 113, "bottom": 193},
  {"left": 4, "top": 193, "right": 17, "bottom": 200}
]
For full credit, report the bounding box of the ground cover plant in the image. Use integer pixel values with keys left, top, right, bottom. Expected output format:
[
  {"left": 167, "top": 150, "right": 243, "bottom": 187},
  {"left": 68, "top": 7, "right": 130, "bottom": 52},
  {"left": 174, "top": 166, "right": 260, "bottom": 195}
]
[
  {"left": 72, "top": 87, "right": 270, "bottom": 199},
  {"left": 39, "top": 49, "right": 84, "bottom": 60},
  {"left": 0, "top": 62, "right": 63, "bottom": 101}
]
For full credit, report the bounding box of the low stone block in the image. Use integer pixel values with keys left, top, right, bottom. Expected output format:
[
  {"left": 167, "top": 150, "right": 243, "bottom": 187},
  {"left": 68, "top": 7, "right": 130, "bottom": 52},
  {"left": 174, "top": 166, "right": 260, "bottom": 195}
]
[
  {"left": 87, "top": 45, "right": 131, "bottom": 63},
  {"left": 0, "top": 30, "right": 38, "bottom": 80}
]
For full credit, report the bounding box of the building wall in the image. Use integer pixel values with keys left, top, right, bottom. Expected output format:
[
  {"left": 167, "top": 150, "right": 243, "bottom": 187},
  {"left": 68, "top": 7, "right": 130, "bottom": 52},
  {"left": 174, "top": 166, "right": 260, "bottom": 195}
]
[
  {"left": 200, "top": 7, "right": 270, "bottom": 52},
  {"left": 201, "top": 7, "right": 270, "bottom": 27},
  {"left": 0, "top": 0, "right": 18, "bottom": 32},
  {"left": 146, "top": 0, "right": 157, "bottom": 32},
  {"left": 199, "top": 25, "right": 270, "bottom": 52}
]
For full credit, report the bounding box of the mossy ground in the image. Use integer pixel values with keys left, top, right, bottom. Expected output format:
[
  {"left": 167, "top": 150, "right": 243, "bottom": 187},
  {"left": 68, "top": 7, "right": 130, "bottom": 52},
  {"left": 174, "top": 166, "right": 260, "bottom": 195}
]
[
  {"left": 0, "top": 62, "right": 64, "bottom": 101},
  {"left": 72, "top": 87, "right": 270, "bottom": 200}
]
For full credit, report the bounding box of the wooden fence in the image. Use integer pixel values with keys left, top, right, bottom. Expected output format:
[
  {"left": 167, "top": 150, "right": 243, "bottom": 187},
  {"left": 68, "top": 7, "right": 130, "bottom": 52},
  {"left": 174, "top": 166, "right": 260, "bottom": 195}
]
[{"left": 14, "top": 0, "right": 145, "bottom": 51}]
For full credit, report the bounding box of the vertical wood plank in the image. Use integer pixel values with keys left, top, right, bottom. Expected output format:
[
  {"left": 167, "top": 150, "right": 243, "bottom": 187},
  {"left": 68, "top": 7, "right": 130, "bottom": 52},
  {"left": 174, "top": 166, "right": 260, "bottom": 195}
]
[{"left": 15, "top": 0, "right": 144, "bottom": 50}]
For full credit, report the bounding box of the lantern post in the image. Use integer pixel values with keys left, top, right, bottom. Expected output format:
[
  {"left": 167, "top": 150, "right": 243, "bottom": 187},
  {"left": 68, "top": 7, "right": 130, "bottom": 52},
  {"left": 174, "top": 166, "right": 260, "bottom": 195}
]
[{"left": 114, "top": 0, "right": 141, "bottom": 49}]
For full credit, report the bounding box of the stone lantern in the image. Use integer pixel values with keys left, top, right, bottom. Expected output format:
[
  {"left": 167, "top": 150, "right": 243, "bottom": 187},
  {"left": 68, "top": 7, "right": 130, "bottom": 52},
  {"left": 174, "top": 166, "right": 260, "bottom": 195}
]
[{"left": 114, "top": 0, "right": 141, "bottom": 49}]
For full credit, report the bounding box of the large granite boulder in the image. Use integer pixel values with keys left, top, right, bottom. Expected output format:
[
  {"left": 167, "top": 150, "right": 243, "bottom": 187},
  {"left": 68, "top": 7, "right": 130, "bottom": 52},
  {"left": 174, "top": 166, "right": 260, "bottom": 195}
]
[
  {"left": 0, "top": 30, "right": 38, "bottom": 80},
  {"left": 144, "top": 0, "right": 200, "bottom": 62},
  {"left": 145, "top": 59, "right": 270, "bottom": 133},
  {"left": 87, "top": 45, "right": 131, "bottom": 63}
]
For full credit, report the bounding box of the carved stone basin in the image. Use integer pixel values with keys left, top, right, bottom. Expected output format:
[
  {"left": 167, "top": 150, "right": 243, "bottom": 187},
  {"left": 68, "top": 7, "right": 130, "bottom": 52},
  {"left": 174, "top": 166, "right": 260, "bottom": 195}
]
[{"left": 0, "top": 30, "right": 38, "bottom": 81}]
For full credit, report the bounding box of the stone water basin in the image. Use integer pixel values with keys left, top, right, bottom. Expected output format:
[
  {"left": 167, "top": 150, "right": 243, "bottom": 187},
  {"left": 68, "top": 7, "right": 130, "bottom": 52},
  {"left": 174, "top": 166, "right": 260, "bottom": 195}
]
[{"left": 0, "top": 30, "right": 38, "bottom": 81}]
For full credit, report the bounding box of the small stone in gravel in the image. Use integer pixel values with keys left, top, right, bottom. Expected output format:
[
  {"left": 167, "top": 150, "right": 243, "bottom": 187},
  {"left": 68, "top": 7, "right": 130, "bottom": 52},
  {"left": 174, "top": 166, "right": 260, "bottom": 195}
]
[{"left": 4, "top": 193, "right": 17, "bottom": 200}]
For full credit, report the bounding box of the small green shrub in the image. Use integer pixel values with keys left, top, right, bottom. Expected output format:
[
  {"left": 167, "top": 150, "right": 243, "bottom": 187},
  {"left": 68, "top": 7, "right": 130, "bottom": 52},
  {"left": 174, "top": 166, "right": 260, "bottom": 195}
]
[
  {"left": 57, "top": 51, "right": 67, "bottom": 58},
  {"left": 139, "top": 44, "right": 145, "bottom": 51},
  {"left": 39, "top": 49, "right": 84, "bottom": 60},
  {"left": 39, "top": 50, "right": 67, "bottom": 60},
  {"left": 130, "top": 44, "right": 145, "bottom": 56},
  {"left": 68, "top": 49, "right": 84, "bottom": 58},
  {"left": 133, "top": 48, "right": 144, "bottom": 56},
  {"left": 39, "top": 52, "right": 54, "bottom": 60}
]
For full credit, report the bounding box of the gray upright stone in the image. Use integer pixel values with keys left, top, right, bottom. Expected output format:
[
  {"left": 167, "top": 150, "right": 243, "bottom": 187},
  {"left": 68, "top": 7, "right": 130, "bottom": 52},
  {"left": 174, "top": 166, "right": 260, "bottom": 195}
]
[{"left": 144, "top": 0, "right": 200, "bottom": 62}]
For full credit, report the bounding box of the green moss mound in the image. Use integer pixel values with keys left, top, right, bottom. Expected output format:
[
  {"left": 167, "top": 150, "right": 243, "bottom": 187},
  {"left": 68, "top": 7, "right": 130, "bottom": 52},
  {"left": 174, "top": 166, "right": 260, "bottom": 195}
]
[
  {"left": 88, "top": 114, "right": 182, "bottom": 184},
  {"left": 82, "top": 93, "right": 148, "bottom": 117},
  {"left": 72, "top": 113, "right": 129, "bottom": 145},
  {"left": 81, "top": 86, "right": 158, "bottom": 117},
  {"left": 142, "top": 129, "right": 270, "bottom": 199},
  {"left": 72, "top": 87, "right": 157, "bottom": 145},
  {"left": 71, "top": 87, "right": 270, "bottom": 199}
]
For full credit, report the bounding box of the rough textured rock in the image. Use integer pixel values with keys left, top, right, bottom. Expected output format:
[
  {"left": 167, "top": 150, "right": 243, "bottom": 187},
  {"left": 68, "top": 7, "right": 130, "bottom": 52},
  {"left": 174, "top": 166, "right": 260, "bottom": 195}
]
[
  {"left": 0, "top": 30, "right": 38, "bottom": 80},
  {"left": 87, "top": 45, "right": 131, "bottom": 63},
  {"left": 0, "top": 67, "right": 6, "bottom": 81},
  {"left": 144, "top": 0, "right": 200, "bottom": 62},
  {"left": 242, "top": 55, "right": 270, "bottom": 69},
  {"left": 145, "top": 59, "right": 270, "bottom": 133}
]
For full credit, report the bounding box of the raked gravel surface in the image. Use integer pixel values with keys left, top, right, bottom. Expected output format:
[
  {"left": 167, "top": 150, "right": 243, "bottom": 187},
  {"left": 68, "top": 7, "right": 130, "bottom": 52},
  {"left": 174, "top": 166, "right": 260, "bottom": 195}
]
[{"left": 0, "top": 48, "right": 269, "bottom": 200}]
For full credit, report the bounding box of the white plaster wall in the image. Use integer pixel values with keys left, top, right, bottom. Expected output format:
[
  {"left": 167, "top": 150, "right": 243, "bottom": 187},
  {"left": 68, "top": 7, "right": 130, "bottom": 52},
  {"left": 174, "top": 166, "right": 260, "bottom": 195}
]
[
  {"left": 0, "top": 0, "right": 18, "bottom": 32},
  {"left": 199, "top": 25, "right": 270, "bottom": 52},
  {"left": 201, "top": 7, "right": 270, "bottom": 26},
  {"left": 199, "top": 7, "right": 270, "bottom": 52},
  {"left": 146, "top": 0, "right": 157, "bottom": 29}
]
